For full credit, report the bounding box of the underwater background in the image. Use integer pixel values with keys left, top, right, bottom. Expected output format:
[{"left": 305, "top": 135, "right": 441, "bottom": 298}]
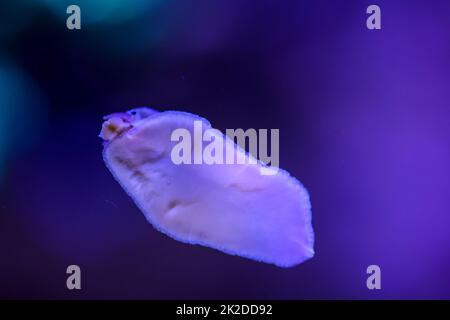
[{"left": 1, "top": 0, "right": 450, "bottom": 299}]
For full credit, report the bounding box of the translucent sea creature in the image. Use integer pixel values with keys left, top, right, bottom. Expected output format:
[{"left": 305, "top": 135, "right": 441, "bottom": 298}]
[{"left": 100, "top": 108, "right": 314, "bottom": 267}]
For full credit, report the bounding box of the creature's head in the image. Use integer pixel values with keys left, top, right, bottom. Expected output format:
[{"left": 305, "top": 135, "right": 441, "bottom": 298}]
[{"left": 99, "top": 107, "right": 158, "bottom": 141}]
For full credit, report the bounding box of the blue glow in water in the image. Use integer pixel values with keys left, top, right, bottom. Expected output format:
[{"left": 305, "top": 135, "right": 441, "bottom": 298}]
[
  {"left": 0, "top": 60, "right": 46, "bottom": 180},
  {"left": 37, "top": 0, "right": 162, "bottom": 25}
]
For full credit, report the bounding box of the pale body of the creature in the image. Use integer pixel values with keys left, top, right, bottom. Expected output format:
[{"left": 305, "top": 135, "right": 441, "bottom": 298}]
[{"left": 100, "top": 108, "right": 314, "bottom": 267}]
